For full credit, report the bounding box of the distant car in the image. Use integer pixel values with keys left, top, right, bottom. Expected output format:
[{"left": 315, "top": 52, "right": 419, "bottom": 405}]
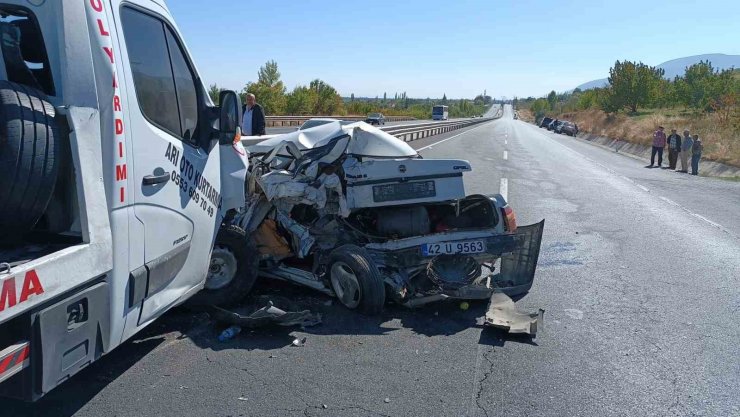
[
  {"left": 540, "top": 117, "right": 553, "bottom": 128},
  {"left": 558, "top": 122, "right": 579, "bottom": 136},
  {"left": 365, "top": 113, "right": 385, "bottom": 125},
  {"left": 298, "top": 118, "right": 339, "bottom": 130}
]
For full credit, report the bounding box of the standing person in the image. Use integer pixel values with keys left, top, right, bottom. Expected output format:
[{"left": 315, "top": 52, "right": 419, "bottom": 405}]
[
  {"left": 691, "top": 134, "right": 703, "bottom": 176},
  {"left": 666, "top": 129, "right": 681, "bottom": 170},
  {"left": 677, "top": 130, "right": 693, "bottom": 173},
  {"left": 649, "top": 126, "right": 666, "bottom": 168},
  {"left": 241, "top": 93, "right": 266, "bottom": 136}
]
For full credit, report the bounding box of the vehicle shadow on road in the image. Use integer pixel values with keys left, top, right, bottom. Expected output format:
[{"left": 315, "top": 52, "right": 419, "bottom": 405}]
[
  {"left": 477, "top": 327, "right": 539, "bottom": 347},
  {"left": 0, "top": 312, "right": 209, "bottom": 417},
  {"left": 186, "top": 281, "right": 492, "bottom": 353}
]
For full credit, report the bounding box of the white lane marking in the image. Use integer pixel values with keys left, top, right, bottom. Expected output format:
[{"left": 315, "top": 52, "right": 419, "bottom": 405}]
[
  {"left": 503, "top": 150, "right": 508, "bottom": 160},
  {"left": 415, "top": 122, "right": 492, "bottom": 151},
  {"left": 505, "top": 139, "right": 508, "bottom": 145},
  {"left": 500, "top": 178, "right": 508, "bottom": 201},
  {"left": 660, "top": 196, "right": 728, "bottom": 231},
  {"left": 522, "top": 123, "right": 734, "bottom": 237}
]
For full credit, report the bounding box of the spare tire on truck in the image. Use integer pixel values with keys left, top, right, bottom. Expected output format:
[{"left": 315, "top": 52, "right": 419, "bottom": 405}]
[{"left": 0, "top": 80, "right": 60, "bottom": 241}]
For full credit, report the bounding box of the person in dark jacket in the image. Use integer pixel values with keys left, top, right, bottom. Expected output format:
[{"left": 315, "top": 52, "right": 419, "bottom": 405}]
[
  {"left": 241, "top": 93, "right": 266, "bottom": 136},
  {"left": 666, "top": 129, "right": 681, "bottom": 169},
  {"left": 691, "top": 134, "right": 703, "bottom": 175}
]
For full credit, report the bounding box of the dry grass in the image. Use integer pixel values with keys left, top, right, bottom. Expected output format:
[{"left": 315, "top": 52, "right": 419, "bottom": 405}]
[
  {"left": 557, "top": 109, "right": 740, "bottom": 167},
  {"left": 518, "top": 108, "right": 535, "bottom": 123}
]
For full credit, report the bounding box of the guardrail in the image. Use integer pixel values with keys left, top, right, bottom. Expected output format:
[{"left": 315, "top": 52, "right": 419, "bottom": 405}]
[
  {"left": 244, "top": 109, "right": 503, "bottom": 147},
  {"left": 265, "top": 115, "right": 416, "bottom": 127},
  {"left": 387, "top": 117, "right": 494, "bottom": 142}
]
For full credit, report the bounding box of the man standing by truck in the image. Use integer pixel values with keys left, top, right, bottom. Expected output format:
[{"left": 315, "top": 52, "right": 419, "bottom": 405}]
[{"left": 241, "top": 93, "right": 266, "bottom": 136}]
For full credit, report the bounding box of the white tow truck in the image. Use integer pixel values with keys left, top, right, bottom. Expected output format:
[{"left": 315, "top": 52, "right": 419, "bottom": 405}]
[{"left": 0, "top": 0, "right": 254, "bottom": 400}]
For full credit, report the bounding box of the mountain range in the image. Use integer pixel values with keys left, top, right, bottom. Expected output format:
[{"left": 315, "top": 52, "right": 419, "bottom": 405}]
[{"left": 575, "top": 53, "right": 740, "bottom": 91}]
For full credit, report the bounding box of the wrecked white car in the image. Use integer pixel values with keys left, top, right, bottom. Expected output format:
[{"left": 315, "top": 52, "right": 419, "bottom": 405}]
[{"left": 218, "top": 121, "right": 543, "bottom": 315}]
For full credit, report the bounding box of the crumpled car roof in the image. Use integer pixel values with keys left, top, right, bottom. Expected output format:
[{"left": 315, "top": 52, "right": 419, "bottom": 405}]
[{"left": 246, "top": 120, "right": 419, "bottom": 158}]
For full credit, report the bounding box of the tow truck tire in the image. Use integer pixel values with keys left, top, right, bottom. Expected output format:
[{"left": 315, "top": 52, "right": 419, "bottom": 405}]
[
  {"left": 329, "top": 245, "right": 385, "bottom": 315},
  {"left": 189, "top": 225, "right": 258, "bottom": 306},
  {"left": 0, "top": 81, "right": 60, "bottom": 239}
]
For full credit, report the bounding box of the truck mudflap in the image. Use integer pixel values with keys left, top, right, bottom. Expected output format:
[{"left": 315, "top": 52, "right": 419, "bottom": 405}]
[
  {"left": 495, "top": 219, "right": 545, "bottom": 296},
  {"left": 0, "top": 341, "right": 30, "bottom": 385}
]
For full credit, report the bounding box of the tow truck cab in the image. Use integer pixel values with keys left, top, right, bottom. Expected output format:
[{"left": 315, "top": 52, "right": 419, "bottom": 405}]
[{"left": 0, "top": 0, "right": 246, "bottom": 400}]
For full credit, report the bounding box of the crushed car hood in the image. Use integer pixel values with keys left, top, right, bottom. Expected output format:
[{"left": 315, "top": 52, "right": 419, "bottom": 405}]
[{"left": 246, "top": 120, "right": 419, "bottom": 158}]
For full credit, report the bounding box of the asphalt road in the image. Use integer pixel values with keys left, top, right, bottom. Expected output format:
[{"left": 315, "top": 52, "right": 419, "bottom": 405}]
[{"left": 7, "top": 105, "right": 739, "bottom": 417}]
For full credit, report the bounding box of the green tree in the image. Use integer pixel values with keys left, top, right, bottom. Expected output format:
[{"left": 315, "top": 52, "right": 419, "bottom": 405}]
[
  {"left": 442, "top": 93, "right": 447, "bottom": 104},
  {"left": 606, "top": 60, "right": 664, "bottom": 113},
  {"left": 242, "top": 60, "right": 287, "bottom": 115},
  {"left": 208, "top": 83, "right": 220, "bottom": 104},
  {"left": 309, "top": 79, "right": 343, "bottom": 115},
  {"left": 285, "top": 85, "right": 313, "bottom": 115},
  {"left": 547, "top": 90, "right": 557, "bottom": 110},
  {"left": 675, "top": 61, "right": 737, "bottom": 111}
]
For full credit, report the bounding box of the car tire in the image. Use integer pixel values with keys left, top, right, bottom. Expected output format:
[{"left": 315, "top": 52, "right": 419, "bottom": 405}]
[
  {"left": 188, "top": 225, "right": 258, "bottom": 306},
  {"left": 328, "top": 245, "right": 385, "bottom": 315},
  {"left": 0, "top": 80, "right": 61, "bottom": 240}
]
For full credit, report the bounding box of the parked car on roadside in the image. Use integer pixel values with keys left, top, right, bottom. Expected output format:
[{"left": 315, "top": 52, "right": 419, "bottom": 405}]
[
  {"left": 299, "top": 118, "right": 339, "bottom": 130},
  {"left": 365, "top": 113, "right": 385, "bottom": 125},
  {"left": 558, "top": 121, "right": 579, "bottom": 136},
  {"left": 539, "top": 117, "right": 553, "bottom": 128}
]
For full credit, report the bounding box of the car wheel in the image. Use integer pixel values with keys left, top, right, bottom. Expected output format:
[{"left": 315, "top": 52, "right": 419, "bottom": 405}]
[
  {"left": 188, "top": 225, "right": 258, "bottom": 306},
  {"left": 328, "top": 245, "right": 385, "bottom": 315}
]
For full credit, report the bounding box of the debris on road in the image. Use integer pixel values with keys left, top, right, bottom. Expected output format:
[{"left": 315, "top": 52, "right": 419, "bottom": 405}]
[
  {"left": 218, "top": 325, "right": 242, "bottom": 342},
  {"left": 484, "top": 293, "right": 544, "bottom": 335},
  {"left": 291, "top": 337, "right": 307, "bottom": 347},
  {"left": 208, "top": 298, "right": 322, "bottom": 330}
]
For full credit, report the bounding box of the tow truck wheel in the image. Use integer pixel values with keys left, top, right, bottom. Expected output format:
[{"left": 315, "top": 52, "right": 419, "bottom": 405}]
[
  {"left": 329, "top": 245, "right": 385, "bottom": 315},
  {"left": 189, "top": 225, "right": 258, "bottom": 306}
]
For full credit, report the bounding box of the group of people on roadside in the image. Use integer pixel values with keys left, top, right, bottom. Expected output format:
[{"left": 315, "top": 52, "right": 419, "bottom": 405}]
[{"left": 649, "top": 126, "right": 704, "bottom": 175}]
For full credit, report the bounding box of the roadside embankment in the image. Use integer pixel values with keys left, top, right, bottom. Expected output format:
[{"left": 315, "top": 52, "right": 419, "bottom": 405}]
[{"left": 519, "top": 108, "right": 740, "bottom": 177}]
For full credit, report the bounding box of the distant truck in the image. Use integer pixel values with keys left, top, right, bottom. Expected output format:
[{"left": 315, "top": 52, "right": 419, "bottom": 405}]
[
  {"left": 0, "top": 0, "right": 253, "bottom": 401},
  {"left": 432, "top": 105, "right": 448, "bottom": 120}
]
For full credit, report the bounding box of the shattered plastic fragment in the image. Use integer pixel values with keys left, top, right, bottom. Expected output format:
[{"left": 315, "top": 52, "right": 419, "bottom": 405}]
[
  {"left": 484, "top": 293, "right": 543, "bottom": 335},
  {"left": 209, "top": 302, "right": 322, "bottom": 329},
  {"left": 292, "top": 337, "right": 307, "bottom": 347}
]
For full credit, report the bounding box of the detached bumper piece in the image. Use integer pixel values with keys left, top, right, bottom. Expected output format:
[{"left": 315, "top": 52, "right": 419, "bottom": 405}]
[{"left": 484, "top": 293, "right": 544, "bottom": 336}]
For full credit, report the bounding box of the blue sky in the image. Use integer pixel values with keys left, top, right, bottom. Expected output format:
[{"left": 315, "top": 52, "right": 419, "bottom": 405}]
[{"left": 167, "top": 0, "right": 740, "bottom": 99}]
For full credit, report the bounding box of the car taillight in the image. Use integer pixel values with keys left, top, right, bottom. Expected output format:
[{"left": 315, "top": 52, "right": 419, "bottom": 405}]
[{"left": 502, "top": 206, "right": 517, "bottom": 232}]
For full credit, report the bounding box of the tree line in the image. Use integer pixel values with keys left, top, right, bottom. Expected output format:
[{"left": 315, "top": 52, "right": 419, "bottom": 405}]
[
  {"left": 523, "top": 60, "right": 740, "bottom": 127},
  {"left": 208, "top": 60, "right": 492, "bottom": 119}
]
